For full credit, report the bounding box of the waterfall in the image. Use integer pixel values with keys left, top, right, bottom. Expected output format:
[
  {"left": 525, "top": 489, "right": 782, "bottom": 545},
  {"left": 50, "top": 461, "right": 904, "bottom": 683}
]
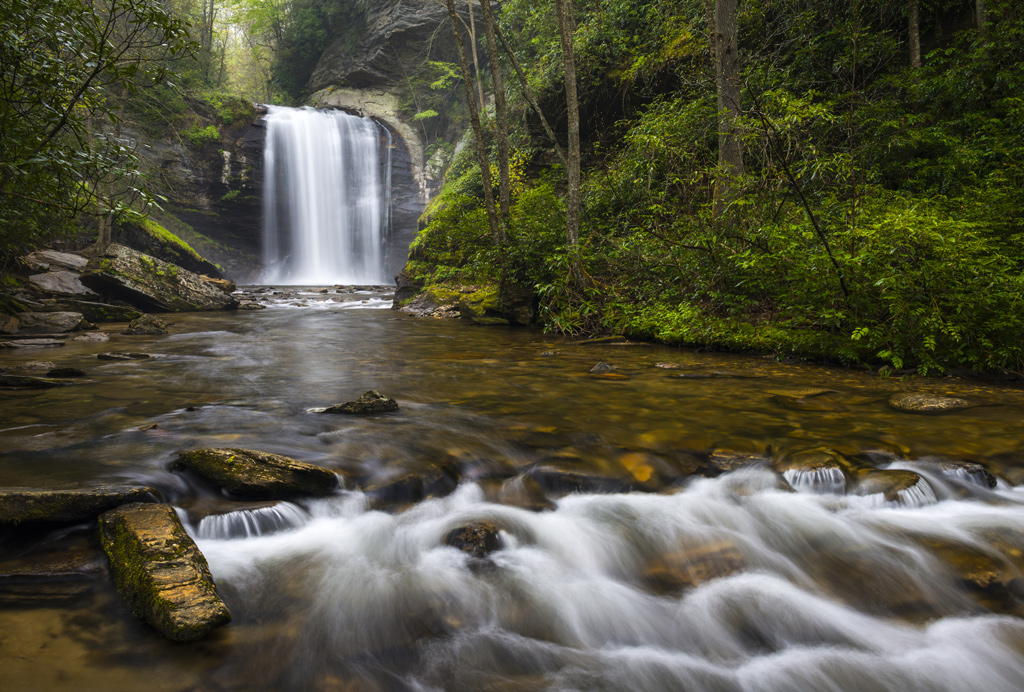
[{"left": 261, "top": 106, "right": 391, "bottom": 285}]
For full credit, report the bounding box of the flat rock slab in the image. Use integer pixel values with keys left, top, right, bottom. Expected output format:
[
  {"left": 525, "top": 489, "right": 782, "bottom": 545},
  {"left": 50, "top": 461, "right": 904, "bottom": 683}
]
[
  {"left": 0, "top": 338, "right": 65, "bottom": 349},
  {"left": 26, "top": 250, "right": 89, "bottom": 272},
  {"left": 172, "top": 448, "right": 341, "bottom": 500},
  {"left": 320, "top": 390, "right": 399, "bottom": 415},
  {"left": 15, "top": 311, "right": 86, "bottom": 334},
  {"left": 0, "top": 374, "right": 72, "bottom": 389},
  {"left": 28, "top": 271, "right": 97, "bottom": 296},
  {"left": 99, "top": 503, "right": 231, "bottom": 641},
  {"left": 889, "top": 392, "right": 973, "bottom": 414},
  {"left": 80, "top": 244, "right": 238, "bottom": 313},
  {"left": 42, "top": 300, "right": 142, "bottom": 323},
  {"left": 0, "top": 485, "right": 159, "bottom": 526}
]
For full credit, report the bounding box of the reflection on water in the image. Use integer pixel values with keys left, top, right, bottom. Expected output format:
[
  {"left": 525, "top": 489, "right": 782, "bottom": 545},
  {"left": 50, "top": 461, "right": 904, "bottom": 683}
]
[{"left": 2, "top": 288, "right": 1024, "bottom": 691}]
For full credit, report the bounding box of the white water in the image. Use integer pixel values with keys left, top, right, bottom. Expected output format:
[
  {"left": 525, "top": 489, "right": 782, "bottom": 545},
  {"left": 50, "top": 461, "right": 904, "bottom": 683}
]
[
  {"left": 195, "top": 502, "right": 309, "bottom": 539},
  {"left": 262, "top": 106, "right": 391, "bottom": 285},
  {"left": 194, "top": 469, "right": 1024, "bottom": 691}
]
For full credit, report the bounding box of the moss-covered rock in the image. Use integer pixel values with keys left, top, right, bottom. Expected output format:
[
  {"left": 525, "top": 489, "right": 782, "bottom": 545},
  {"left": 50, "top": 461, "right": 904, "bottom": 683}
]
[
  {"left": 80, "top": 244, "right": 238, "bottom": 313},
  {"left": 112, "top": 217, "right": 225, "bottom": 279},
  {"left": 320, "top": 390, "right": 399, "bottom": 415},
  {"left": 0, "top": 485, "right": 159, "bottom": 526},
  {"left": 171, "top": 448, "right": 341, "bottom": 500},
  {"left": 458, "top": 285, "right": 508, "bottom": 325},
  {"left": 98, "top": 503, "right": 231, "bottom": 641}
]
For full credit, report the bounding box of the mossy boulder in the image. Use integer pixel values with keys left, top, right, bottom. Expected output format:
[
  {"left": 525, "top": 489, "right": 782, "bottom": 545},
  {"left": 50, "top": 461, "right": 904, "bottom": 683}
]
[
  {"left": 112, "top": 217, "right": 225, "bottom": 279},
  {"left": 80, "top": 244, "right": 238, "bottom": 313},
  {"left": 98, "top": 503, "right": 231, "bottom": 641},
  {"left": 0, "top": 485, "right": 159, "bottom": 526},
  {"left": 320, "top": 390, "right": 399, "bottom": 415},
  {"left": 171, "top": 448, "right": 341, "bottom": 500},
  {"left": 459, "top": 285, "right": 508, "bottom": 325}
]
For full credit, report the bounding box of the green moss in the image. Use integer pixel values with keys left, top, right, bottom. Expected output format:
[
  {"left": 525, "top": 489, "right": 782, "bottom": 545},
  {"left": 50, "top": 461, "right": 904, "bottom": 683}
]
[{"left": 140, "top": 218, "right": 204, "bottom": 264}]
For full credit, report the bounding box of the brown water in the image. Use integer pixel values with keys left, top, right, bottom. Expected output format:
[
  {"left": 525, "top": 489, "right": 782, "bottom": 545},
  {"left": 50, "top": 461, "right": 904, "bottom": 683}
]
[{"left": 3, "top": 289, "right": 1024, "bottom": 691}]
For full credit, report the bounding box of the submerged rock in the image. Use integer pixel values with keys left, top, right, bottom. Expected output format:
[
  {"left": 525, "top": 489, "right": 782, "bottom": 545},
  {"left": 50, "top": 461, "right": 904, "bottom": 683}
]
[
  {"left": 98, "top": 503, "right": 231, "bottom": 641},
  {"left": 11, "top": 360, "right": 56, "bottom": 370},
  {"left": 0, "top": 338, "right": 65, "bottom": 349},
  {"left": 122, "top": 314, "right": 169, "bottom": 335},
  {"left": 889, "top": 392, "right": 973, "bottom": 414},
  {"left": 0, "top": 374, "right": 73, "bottom": 389},
  {"left": 321, "top": 390, "right": 399, "bottom": 415},
  {"left": 172, "top": 448, "right": 341, "bottom": 499},
  {"left": 0, "top": 485, "right": 159, "bottom": 526},
  {"left": 97, "top": 351, "right": 152, "bottom": 360},
  {"left": 443, "top": 521, "right": 503, "bottom": 559},
  {"left": 80, "top": 244, "right": 238, "bottom": 312},
  {"left": 589, "top": 362, "right": 616, "bottom": 374},
  {"left": 644, "top": 540, "right": 745, "bottom": 593},
  {"left": 46, "top": 367, "right": 87, "bottom": 378}
]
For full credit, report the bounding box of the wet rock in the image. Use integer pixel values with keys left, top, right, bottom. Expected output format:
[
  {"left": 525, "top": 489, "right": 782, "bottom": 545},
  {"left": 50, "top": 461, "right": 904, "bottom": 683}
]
[
  {"left": 490, "top": 475, "right": 556, "bottom": 512},
  {"left": 321, "top": 390, "right": 399, "bottom": 415},
  {"left": 171, "top": 448, "right": 341, "bottom": 500},
  {"left": 97, "top": 351, "right": 152, "bottom": 360},
  {"left": 888, "top": 392, "right": 973, "bottom": 414},
  {"left": 933, "top": 459, "right": 998, "bottom": 489},
  {"left": 0, "top": 485, "right": 159, "bottom": 526},
  {"left": 200, "top": 276, "right": 236, "bottom": 294},
  {"left": 28, "top": 271, "right": 97, "bottom": 296},
  {"left": 443, "top": 521, "right": 504, "bottom": 559},
  {"left": 459, "top": 286, "right": 509, "bottom": 325},
  {"left": 11, "top": 360, "right": 56, "bottom": 371},
  {"left": 0, "top": 544, "right": 105, "bottom": 604},
  {"left": 25, "top": 250, "right": 89, "bottom": 272},
  {"left": 69, "top": 332, "right": 109, "bottom": 342},
  {"left": 0, "top": 338, "right": 65, "bottom": 349},
  {"left": 853, "top": 470, "right": 936, "bottom": 506},
  {"left": 80, "top": 244, "right": 238, "bottom": 312},
  {"left": 707, "top": 450, "right": 770, "bottom": 473},
  {"left": 238, "top": 301, "right": 266, "bottom": 310},
  {"left": 589, "top": 362, "right": 616, "bottom": 374},
  {"left": 15, "top": 311, "right": 87, "bottom": 334},
  {"left": 47, "top": 367, "right": 87, "bottom": 378},
  {"left": 38, "top": 300, "right": 143, "bottom": 323},
  {"left": 914, "top": 535, "right": 1020, "bottom": 608},
  {"left": 0, "top": 314, "right": 19, "bottom": 334},
  {"left": 644, "top": 540, "right": 744, "bottom": 593},
  {"left": 0, "top": 374, "right": 72, "bottom": 389},
  {"left": 98, "top": 503, "right": 231, "bottom": 641},
  {"left": 122, "top": 314, "right": 169, "bottom": 335},
  {"left": 528, "top": 466, "right": 629, "bottom": 496},
  {"left": 365, "top": 463, "right": 460, "bottom": 506},
  {"left": 655, "top": 362, "right": 705, "bottom": 370}
]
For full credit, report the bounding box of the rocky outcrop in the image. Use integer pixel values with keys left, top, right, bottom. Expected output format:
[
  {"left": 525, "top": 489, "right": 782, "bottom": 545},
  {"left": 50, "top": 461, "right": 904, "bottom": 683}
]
[
  {"left": 122, "top": 314, "right": 169, "bottom": 335},
  {"left": 80, "top": 244, "right": 238, "bottom": 313},
  {"left": 14, "top": 311, "right": 88, "bottom": 334},
  {"left": 111, "top": 217, "right": 224, "bottom": 279},
  {"left": 0, "top": 486, "right": 159, "bottom": 526},
  {"left": 172, "top": 448, "right": 341, "bottom": 500},
  {"left": 320, "top": 390, "right": 399, "bottom": 415},
  {"left": 98, "top": 503, "right": 231, "bottom": 641},
  {"left": 25, "top": 250, "right": 89, "bottom": 272}
]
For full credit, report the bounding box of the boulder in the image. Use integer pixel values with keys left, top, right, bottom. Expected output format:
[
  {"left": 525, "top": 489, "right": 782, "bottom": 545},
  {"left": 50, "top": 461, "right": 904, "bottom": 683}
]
[
  {"left": 237, "top": 301, "right": 266, "bottom": 310},
  {"left": 70, "top": 332, "right": 109, "bottom": 342},
  {"left": 365, "top": 463, "right": 460, "bottom": 506},
  {"left": 644, "top": 540, "right": 744, "bottom": 593},
  {"left": 47, "top": 367, "right": 87, "bottom": 378},
  {"left": 97, "top": 352, "right": 151, "bottom": 360},
  {"left": 459, "top": 285, "right": 509, "bottom": 325},
  {"left": 200, "top": 276, "right": 236, "bottom": 294},
  {"left": 11, "top": 360, "right": 55, "bottom": 371},
  {"left": 122, "top": 314, "right": 169, "bottom": 335},
  {"left": 320, "top": 390, "right": 399, "bottom": 415},
  {"left": 889, "top": 392, "right": 973, "bottom": 414},
  {"left": 15, "top": 311, "right": 88, "bottom": 334},
  {"left": 79, "top": 244, "right": 238, "bottom": 312},
  {"left": 98, "top": 503, "right": 231, "bottom": 641},
  {"left": 589, "top": 362, "right": 616, "bottom": 374},
  {"left": 499, "top": 281, "right": 536, "bottom": 325},
  {"left": 40, "top": 300, "right": 142, "bottom": 323},
  {"left": 28, "top": 271, "right": 97, "bottom": 296},
  {"left": 392, "top": 266, "right": 425, "bottom": 307},
  {"left": 171, "top": 448, "right": 341, "bottom": 500},
  {"left": 25, "top": 250, "right": 88, "bottom": 272},
  {"left": 853, "top": 470, "right": 936, "bottom": 506},
  {"left": 443, "top": 521, "right": 503, "bottom": 559},
  {"left": 0, "top": 485, "right": 159, "bottom": 526},
  {"left": 0, "top": 374, "right": 72, "bottom": 389}
]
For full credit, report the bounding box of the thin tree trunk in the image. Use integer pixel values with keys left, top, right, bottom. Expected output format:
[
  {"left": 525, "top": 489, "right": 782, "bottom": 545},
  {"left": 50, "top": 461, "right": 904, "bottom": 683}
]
[
  {"left": 976, "top": 0, "right": 987, "bottom": 35},
  {"left": 480, "top": 0, "right": 510, "bottom": 226},
  {"left": 712, "top": 0, "right": 744, "bottom": 225},
  {"left": 494, "top": 23, "right": 567, "bottom": 166},
  {"left": 909, "top": 0, "right": 921, "bottom": 68},
  {"left": 444, "top": 0, "right": 502, "bottom": 244},
  {"left": 704, "top": 0, "right": 716, "bottom": 62},
  {"left": 555, "top": 0, "right": 581, "bottom": 265},
  {"left": 466, "top": 0, "right": 485, "bottom": 111}
]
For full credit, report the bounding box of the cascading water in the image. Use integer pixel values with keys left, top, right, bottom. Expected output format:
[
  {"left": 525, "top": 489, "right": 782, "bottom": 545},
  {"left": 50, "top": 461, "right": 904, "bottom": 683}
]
[{"left": 261, "top": 106, "right": 392, "bottom": 285}]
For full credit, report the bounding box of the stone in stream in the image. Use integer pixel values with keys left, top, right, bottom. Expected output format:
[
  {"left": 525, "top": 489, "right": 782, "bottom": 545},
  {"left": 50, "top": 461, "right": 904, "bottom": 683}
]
[
  {"left": 238, "top": 301, "right": 266, "bottom": 310},
  {"left": 0, "top": 374, "right": 73, "bottom": 389},
  {"left": 888, "top": 392, "right": 973, "bottom": 414},
  {"left": 365, "top": 462, "right": 461, "bottom": 507},
  {"left": 853, "top": 470, "right": 936, "bottom": 506},
  {"left": 932, "top": 458, "right": 998, "bottom": 489},
  {"left": 46, "top": 367, "right": 87, "bottom": 378},
  {"left": 644, "top": 540, "right": 745, "bottom": 593},
  {"left": 15, "top": 311, "right": 88, "bottom": 334},
  {"left": 0, "top": 485, "right": 159, "bottom": 526},
  {"left": 320, "top": 390, "right": 399, "bottom": 415},
  {"left": 589, "top": 361, "right": 616, "bottom": 374},
  {"left": 171, "top": 448, "right": 341, "bottom": 500},
  {"left": 11, "top": 360, "right": 56, "bottom": 371},
  {"left": 70, "top": 331, "right": 109, "bottom": 342},
  {"left": 79, "top": 244, "right": 238, "bottom": 312},
  {"left": 98, "top": 503, "right": 231, "bottom": 641},
  {"left": 122, "top": 314, "right": 169, "bottom": 335},
  {"left": 0, "top": 338, "right": 65, "bottom": 349},
  {"left": 97, "top": 351, "right": 152, "bottom": 360},
  {"left": 0, "top": 542, "right": 106, "bottom": 604},
  {"left": 443, "top": 521, "right": 504, "bottom": 559}
]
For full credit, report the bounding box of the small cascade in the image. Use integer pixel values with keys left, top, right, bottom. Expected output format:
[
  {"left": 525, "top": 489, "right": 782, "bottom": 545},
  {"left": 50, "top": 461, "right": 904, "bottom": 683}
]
[
  {"left": 196, "top": 502, "right": 309, "bottom": 540},
  {"left": 262, "top": 106, "right": 392, "bottom": 285},
  {"left": 783, "top": 466, "right": 847, "bottom": 494}
]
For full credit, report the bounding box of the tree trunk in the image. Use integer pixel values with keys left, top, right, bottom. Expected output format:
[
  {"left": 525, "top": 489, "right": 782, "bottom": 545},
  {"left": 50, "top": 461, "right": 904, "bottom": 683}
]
[
  {"left": 494, "top": 23, "right": 567, "bottom": 166},
  {"left": 480, "top": 0, "right": 510, "bottom": 226},
  {"left": 444, "top": 0, "right": 502, "bottom": 244},
  {"left": 704, "top": 0, "right": 716, "bottom": 62},
  {"left": 976, "top": 0, "right": 987, "bottom": 35},
  {"left": 712, "top": 0, "right": 743, "bottom": 225},
  {"left": 909, "top": 0, "right": 921, "bottom": 68},
  {"left": 466, "top": 0, "right": 485, "bottom": 111},
  {"left": 555, "top": 0, "right": 581, "bottom": 265}
]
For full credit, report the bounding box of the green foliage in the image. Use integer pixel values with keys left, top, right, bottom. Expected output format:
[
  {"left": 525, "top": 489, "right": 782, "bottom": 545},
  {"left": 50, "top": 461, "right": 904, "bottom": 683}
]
[{"left": 183, "top": 125, "right": 221, "bottom": 148}]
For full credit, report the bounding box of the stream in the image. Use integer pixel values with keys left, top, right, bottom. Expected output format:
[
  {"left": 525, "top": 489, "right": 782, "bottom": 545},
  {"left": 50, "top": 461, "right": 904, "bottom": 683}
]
[{"left": 3, "top": 288, "right": 1024, "bottom": 691}]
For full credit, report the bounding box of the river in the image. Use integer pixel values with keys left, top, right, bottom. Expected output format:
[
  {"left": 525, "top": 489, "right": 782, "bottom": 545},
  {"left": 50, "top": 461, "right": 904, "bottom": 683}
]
[{"left": 3, "top": 288, "right": 1024, "bottom": 691}]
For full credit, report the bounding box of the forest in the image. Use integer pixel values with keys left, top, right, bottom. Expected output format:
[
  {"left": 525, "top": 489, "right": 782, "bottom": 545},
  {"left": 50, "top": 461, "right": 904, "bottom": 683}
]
[{"left": 2, "top": 0, "right": 1022, "bottom": 374}]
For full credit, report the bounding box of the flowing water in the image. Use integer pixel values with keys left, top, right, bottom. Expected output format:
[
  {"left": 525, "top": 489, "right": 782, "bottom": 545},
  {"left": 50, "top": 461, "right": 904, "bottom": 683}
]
[
  {"left": 3, "top": 290, "right": 1024, "bottom": 691},
  {"left": 262, "top": 107, "right": 392, "bottom": 285}
]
